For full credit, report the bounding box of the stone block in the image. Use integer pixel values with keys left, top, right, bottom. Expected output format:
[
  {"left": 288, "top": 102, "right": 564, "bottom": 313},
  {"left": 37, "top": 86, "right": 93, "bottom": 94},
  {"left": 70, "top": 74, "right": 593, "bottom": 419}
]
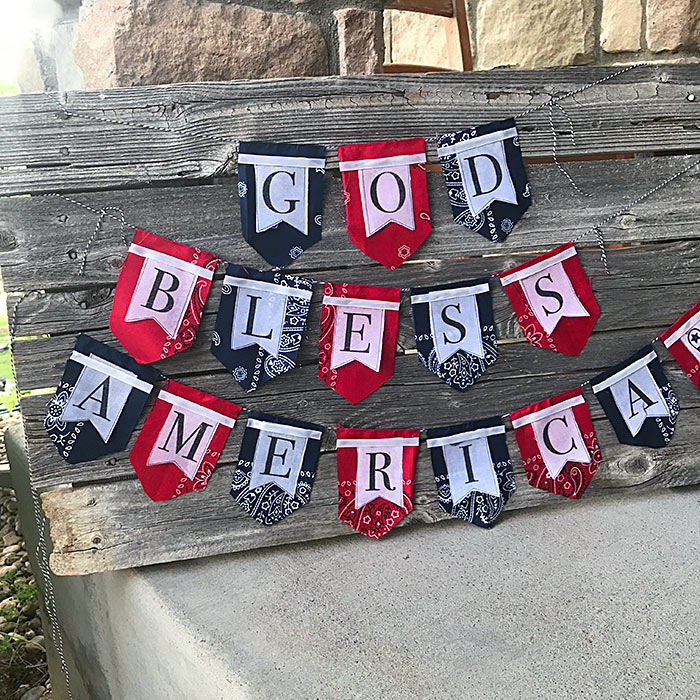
[
  {"left": 646, "top": 0, "right": 700, "bottom": 52},
  {"left": 384, "top": 9, "right": 459, "bottom": 70},
  {"left": 476, "top": 0, "right": 595, "bottom": 69},
  {"left": 73, "top": 0, "right": 328, "bottom": 89},
  {"left": 601, "top": 0, "right": 642, "bottom": 53},
  {"left": 335, "top": 7, "right": 384, "bottom": 75}
]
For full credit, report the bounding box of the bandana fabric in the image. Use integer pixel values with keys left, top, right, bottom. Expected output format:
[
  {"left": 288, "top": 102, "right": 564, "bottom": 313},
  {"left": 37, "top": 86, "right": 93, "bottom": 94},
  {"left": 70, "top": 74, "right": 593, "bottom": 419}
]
[
  {"left": 230, "top": 411, "right": 324, "bottom": 525},
  {"left": 336, "top": 427, "right": 419, "bottom": 539},
  {"left": 238, "top": 141, "right": 327, "bottom": 268},
  {"left": 110, "top": 229, "right": 218, "bottom": 364},
  {"left": 510, "top": 387, "right": 601, "bottom": 499},
  {"left": 129, "top": 379, "right": 241, "bottom": 501},
  {"left": 592, "top": 345, "right": 678, "bottom": 448},
  {"left": 660, "top": 300, "right": 700, "bottom": 388},
  {"left": 436, "top": 118, "right": 531, "bottom": 242},
  {"left": 211, "top": 264, "right": 314, "bottom": 392},
  {"left": 411, "top": 277, "right": 498, "bottom": 390},
  {"left": 500, "top": 241, "right": 599, "bottom": 355},
  {"left": 318, "top": 282, "right": 400, "bottom": 404},
  {"left": 44, "top": 334, "right": 160, "bottom": 464},
  {"left": 426, "top": 416, "right": 515, "bottom": 528},
  {"left": 337, "top": 138, "right": 431, "bottom": 269}
]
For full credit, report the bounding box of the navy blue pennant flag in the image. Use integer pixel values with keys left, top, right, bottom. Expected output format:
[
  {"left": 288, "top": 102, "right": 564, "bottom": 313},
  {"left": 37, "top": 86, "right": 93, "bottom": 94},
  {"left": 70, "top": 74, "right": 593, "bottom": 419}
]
[
  {"left": 211, "top": 264, "right": 313, "bottom": 392},
  {"left": 238, "top": 141, "right": 327, "bottom": 267},
  {"left": 426, "top": 416, "right": 515, "bottom": 528},
  {"left": 411, "top": 277, "right": 498, "bottom": 390},
  {"left": 44, "top": 334, "right": 160, "bottom": 464},
  {"left": 436, "top": 118, "right": 531, "bottom": 242},
  {"left": 591, "top": 345, "right": 679, "bottom": 448},
  {"left": 231, "top": 411, "right": 324, "bottom": 525}
]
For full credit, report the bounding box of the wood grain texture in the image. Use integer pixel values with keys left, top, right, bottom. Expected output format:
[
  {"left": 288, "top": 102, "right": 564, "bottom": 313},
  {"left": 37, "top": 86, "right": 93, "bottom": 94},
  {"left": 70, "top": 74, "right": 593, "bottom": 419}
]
[
  {"left": 0, "top": 65, "right": 698, "bottom": 195},
  {"left": 1, "top": 66, "right": 699, "bottom": 575}
]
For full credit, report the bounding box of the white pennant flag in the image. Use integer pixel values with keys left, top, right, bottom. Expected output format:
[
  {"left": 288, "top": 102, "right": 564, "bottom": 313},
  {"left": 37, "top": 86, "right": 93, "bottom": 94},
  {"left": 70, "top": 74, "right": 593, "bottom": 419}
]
[
  {"left": 502, "top": 245, "right": 589, "bottom": 335},
  {"left": 247, "top": 419, "right": 323, "bottom": 496},
  {"left": 124, "top": 244, "right": 213, "bottom": 337},
  {"left": 427, "top": 426, "right": 502, "bottom": 504},
  {"left": 147, "top": 390, "right": 236, "bottom": 480},
  {"left": 592, "top": 351, "right": 670, "bottom": 437},
  {"left": 337, "top": 436, "right": 419, "bottom": 508},
  {"left": 238, "top": 153, "right": 325, "bottom": 235},
  {"left": 437, "top": 128, "right": 518, "bottom": 216},
  {"left": 513, "top": 396, "right": 591, "bottom": 479},
  {"left": 411, "top": 283, "right": 489, "bottom": 363},
  {"left": 326, "top": 296, "right": 399, "bottom": 371},
  {"left": 61, "top": 351, "right": 153, "bottom": 442},
  {"left": 227, "top": 276, "right": 313, "bottom": 358}
]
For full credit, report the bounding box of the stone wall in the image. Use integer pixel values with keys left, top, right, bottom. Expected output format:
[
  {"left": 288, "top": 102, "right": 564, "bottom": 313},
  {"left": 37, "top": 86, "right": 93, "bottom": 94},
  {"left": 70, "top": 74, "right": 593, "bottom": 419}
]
[
  {"left": 15, "top": 0, "right": 700, "bottom": 93},
  {"left": 386, "top": 0, "right": 700, "bottom": 72}
]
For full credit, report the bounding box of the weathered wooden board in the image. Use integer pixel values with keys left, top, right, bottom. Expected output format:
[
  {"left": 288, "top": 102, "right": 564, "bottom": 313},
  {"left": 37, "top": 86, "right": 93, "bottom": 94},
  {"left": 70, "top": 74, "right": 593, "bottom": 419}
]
[
  {"left": 1, "top": 66, "right": 699, "bottom": 575},
  {"left": 0, "top": 65, "right": 697, "bottom": 195}
]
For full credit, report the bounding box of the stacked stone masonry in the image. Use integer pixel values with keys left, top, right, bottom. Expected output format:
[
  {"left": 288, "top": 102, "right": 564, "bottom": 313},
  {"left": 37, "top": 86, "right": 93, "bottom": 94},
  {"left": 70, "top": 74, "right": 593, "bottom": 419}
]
[{"left": 15, "top": 1, "right": 700, "bottom": 97}]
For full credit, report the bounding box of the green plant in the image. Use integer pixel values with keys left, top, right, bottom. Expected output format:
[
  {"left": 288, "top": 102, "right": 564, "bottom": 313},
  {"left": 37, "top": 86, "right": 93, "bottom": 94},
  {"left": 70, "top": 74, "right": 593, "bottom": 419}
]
[
  {"left": 0, "top": 634, "right": 12, "bottom": 660},
  {"left": 14, "top": 583, "right": 36, "bottom": 607},
  {"left": 0, "top": 570, "right": 16, "bottom": 585}
]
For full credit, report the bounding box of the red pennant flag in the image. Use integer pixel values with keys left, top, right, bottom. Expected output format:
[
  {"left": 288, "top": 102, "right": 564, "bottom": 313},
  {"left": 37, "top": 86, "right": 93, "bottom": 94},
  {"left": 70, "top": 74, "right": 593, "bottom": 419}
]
[
  {"left": 500, "top": 242, "right": 599, "bottom": 355},
  {"left": 336, "top": 427, "right": 420, "bottom": 538},
  {"left": 660, "top": 300, "right": 700, "bottom": 388},
  {"left": 510, "top": 386, "right": 602, "bottom": 499},
  {"left": 111, "top": 229, "right": 218, "bottom": 364},
  {"left": 130, "top": 379, "right": 241, "bottom": 501},
  {"left": 318, "top": 282, "right": 400, "bottom": 404},
  {"left": 338, "top": 137, "right": 431, "bottom": 269}
]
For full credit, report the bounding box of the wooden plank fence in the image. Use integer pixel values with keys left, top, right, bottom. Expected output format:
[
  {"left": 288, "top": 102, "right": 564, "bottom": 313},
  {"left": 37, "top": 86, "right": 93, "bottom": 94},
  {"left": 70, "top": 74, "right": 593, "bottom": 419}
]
[{"left": 0, "top": 65, "right": 698, "bottom": 575}]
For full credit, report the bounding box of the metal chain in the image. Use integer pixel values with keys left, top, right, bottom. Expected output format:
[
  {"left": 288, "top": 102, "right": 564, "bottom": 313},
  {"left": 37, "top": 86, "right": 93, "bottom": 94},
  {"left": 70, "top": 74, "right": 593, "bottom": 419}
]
[{"left": 8, "top": 291, "right": 74, "bottom": 699}]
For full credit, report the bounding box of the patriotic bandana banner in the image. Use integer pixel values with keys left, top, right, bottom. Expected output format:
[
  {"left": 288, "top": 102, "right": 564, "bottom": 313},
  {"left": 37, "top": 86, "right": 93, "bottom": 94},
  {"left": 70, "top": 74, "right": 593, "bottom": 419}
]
[
  {"left": 660, "top": 300, "right": 700, "bottom": 388},
  {"left": 110, "top": 229, "right": 218, "bottom": 364},
  {"left": 411, "top": 277, "right": 498, "bottom": 390},
  {"left": 436, "top": 118, "right": 531, "bottom": 242},
  {"left": 592, "top": 345, "right": 678, "bottom": 448},
  {"left": 129, "top": 379, "right": 241, "bottom": 501},
  {"left": 318, "top": 282, "right": 400, "bottom": 404},
  {"left": 230, "top": 411, "right": 324, "bottom": 525},
  {"left": 337, "top": 137, "right": 431, "bottom": 269},
  {"left": 510, "top": 387, "right": 601, "bottom": 499},
  {"left": 238, "top": 141, "right": 327, "bottom": 268},
  {"left": 211, "top": 264, "right": 314, "bottom": 392},
  {"left": 44, "top": 334, "right": 160, "bottom": 464},
  {"left": 426, "top": 417, "right": 515, "bottom": 528},
  {"left": 500, "top": 241, "right": 599, "bottom": 355},
  {"left": 336, "top": 427, "right": 419, "bottom": 538}
]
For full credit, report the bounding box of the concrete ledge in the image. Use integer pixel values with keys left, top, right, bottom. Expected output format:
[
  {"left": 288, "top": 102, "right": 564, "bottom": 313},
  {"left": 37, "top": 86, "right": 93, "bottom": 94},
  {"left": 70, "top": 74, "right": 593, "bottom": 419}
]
[{"left": 6, "top": 424, "right": 700, "bottom": 699}]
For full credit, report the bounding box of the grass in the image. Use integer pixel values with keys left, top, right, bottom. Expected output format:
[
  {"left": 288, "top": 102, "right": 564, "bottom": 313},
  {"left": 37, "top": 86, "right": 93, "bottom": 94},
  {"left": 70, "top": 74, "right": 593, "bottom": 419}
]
[{"left": 0, "top": 312, "right": 16, "bottom": 412}]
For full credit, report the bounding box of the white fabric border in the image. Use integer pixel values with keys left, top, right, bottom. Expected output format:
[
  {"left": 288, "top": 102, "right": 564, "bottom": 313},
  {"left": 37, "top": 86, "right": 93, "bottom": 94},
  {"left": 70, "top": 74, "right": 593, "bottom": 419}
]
[
  {"left": 129, "top": 244, "right": 215, "bottom": 281},
  {"left": 323, "top": 296, "right": 400, "bottom": 311},
  {"left": 224, "top": 275, "right": 313, "bottom": 300},
  {"left": 663, "top": 308, "right": 700, "bottom": 347},
  {"left": 411, "top": 283, "right": 490, "bottom": 305},
  {"left": 237, "top": 153, "right": 326, "bottom": 169},
  {"left": 500, "top": 245, "right": 577, "bottom": 286},
  {"left": 426, "top": 425, "right": 505, "bottom": 448},
  {"left": 336, "top": 437, "right": 420, "bottom": 448},
  {"left": 436, "top": 127, "right": 519, "bottom": 157},
  {"left": 591, "top": 350, "right": 659, "bottom": 394},
  {"left": 69, "top": 351, "right": 153, "bottom": 394},
  {"left": 247, "top": 418, "right": 322, "bottom": 441},
  {"left": 339, "top": 152, "right": 426, "bottom": 172},
  {"left": 158, "top": 390, "right": 236, "bottom": 428},
  {"left": 511, "top": 395, "right": 586, "bottom": 429}
]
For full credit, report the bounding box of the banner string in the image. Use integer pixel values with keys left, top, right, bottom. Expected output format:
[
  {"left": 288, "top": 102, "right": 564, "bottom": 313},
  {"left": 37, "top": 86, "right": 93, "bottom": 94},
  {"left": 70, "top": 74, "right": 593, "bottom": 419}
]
[{"left": 7, "top": 291, "right": 75, "bottom": 700}]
